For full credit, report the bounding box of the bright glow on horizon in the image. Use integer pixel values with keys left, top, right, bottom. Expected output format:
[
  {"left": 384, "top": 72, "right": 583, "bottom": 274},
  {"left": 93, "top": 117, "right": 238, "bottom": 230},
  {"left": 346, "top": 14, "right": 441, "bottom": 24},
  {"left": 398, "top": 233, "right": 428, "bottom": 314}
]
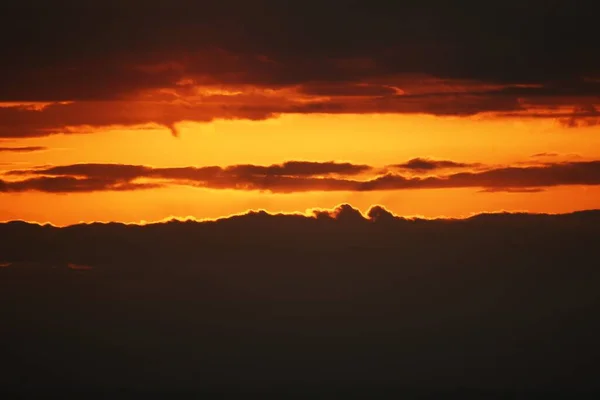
[{"left": 1, "top": 113, "right": 599, "bottom": 225}]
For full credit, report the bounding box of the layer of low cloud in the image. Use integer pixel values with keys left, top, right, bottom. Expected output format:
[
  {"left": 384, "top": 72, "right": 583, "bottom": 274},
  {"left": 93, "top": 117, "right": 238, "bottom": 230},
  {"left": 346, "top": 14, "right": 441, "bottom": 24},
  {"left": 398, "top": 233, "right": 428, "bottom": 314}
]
[
  {"left": 1, "top": 83, "right": 598, "bottom": 138},
  {"left": 390, "top": 158, "right": 479, "bottom": 172},
  {"left": 0, "top": 205, "right": 599, "bottom": 395},
  {"left": 3, "top": 159, "right": 600, "bottom": 194},
  {"left": 0, "top": 146, "right": 47, "bottom": 152}
]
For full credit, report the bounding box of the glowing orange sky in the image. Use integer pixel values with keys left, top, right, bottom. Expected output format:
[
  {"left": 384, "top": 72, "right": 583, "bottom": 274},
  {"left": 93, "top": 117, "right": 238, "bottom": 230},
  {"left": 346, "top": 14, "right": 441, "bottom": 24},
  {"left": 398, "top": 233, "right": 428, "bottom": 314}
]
[{"left": 1, "top": 113, "right": 599, "bottom": 225}]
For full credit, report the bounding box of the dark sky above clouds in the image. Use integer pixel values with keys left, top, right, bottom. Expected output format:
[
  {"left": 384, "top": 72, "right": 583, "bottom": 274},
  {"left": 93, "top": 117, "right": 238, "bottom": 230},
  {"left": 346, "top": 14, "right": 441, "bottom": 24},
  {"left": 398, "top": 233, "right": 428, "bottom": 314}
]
[
  {"left": 0, "top": 0, "right": 598, "bottom": 136},
  {"left": 2, "top": 1, "right": 598, "bottom": 89}
]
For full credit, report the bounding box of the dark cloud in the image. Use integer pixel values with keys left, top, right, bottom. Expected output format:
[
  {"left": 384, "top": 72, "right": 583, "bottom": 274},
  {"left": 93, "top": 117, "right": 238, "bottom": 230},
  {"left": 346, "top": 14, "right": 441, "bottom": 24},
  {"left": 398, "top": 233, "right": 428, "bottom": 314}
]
[
  {"left": 366, "top": 204, "right": 396, "bottom": 222},
  {"left": 0, "top": 101, "right": 224, "bottom": 138},
  {"left": 0, "top": 206, "right": 599, "bottom": 396},
  {"left": 391, "top": 158, "right": 476, "bottom": 171},
  {"left": 1, "top": 1, "right": 598, "bottom": 92},
  {"left": 4, "top": 160, "right": 600, "bottom": 193},
  {"left": 226, "top": 161, "right": 372, "bottom": 177},
  {"left": 530, "top": 152, "right": 583, "bottom": 160},
  {"left": 0, "top": 91, "right": 524, "bottom": 138},
  {"left": 9, "top": 163, "right": 152, "bottom": 180},
  {"left": 558, "top": 104, "right": 600, "bottom": 128},
  {"left": 531, "top": 152, "right": 560, "bottom": 158},
  {"left": 478, "top": 187, "right": 547, "bottom": 193},
  {"left": 9, "top": 161, "right": 370, "bottom": 179},
  {"left": 0, "top": 1, "right": 598, "bottom": 135},
  {"left": 1, "top": 81, "right": 599, "bottom": 138},
  {"left": 1, "top": 161, "right": 369, "bottom": 193},
  {"left": 0, "top": 176, "right": 162, "bottom": 193},
  {"left": 297, "top": 83, "right": 399, "bottom": 97},
  {"left": 360, "top": 161, "right": 600, "bottom": 191},
  {"left": 435, "top": 161, "right": 600, "bottom": 190},
  {"left": 0, "top": 146, "right": 47, "bottom": 153}
]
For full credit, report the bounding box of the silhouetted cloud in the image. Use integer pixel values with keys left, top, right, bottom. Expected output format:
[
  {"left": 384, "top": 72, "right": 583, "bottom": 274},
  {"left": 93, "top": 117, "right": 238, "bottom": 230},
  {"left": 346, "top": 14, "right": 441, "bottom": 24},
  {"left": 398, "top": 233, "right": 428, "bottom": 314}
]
[
  {"left": 0, "top": 205, "right": 599, "bottom": 396},
  {"left": 390, "top": 158, "right": 477, "bottom": 171},
  {"left": 478, "top": 187, "right": 546, "bottom": 193},
  {"left": 558, "top": 104, "right": 600, "bottom": 128},
  {"left": 4, "top": 83, "right": 599, "bottom": 138},
  {"left": 531, "top": 152, "right": 560, "bottom": 158},
  {"left": 366, "top": 204, "right": 396, "bottom": 222},
  {"left": 226, "top": 161, "right": 372, "bottom": 177},
  {"left": 0, "top": 176, "right": 162, "bottom": 193},
  {"left": 0, "top": 90, "right": 523, "bottom": 138},
  {"left": 4, "top": 159, "right": 599, "bottom": 193},
  {"left": 0, "top": 146, "right": 47, "bottom": 153},
  {"left": 1, "top": 161, "right": 370, "bottom": 193},
  {"left": 8, "top": 160, "right": 370, "bottom": 178},
  {"left": 10, "top": 163, "right": 152, "bottom": 180},
  {"left": 297, "top": 82, "right": 399, "bottom": 97},
  {"left": 530, "top": 152, "right": 583, "bottom": 160}
]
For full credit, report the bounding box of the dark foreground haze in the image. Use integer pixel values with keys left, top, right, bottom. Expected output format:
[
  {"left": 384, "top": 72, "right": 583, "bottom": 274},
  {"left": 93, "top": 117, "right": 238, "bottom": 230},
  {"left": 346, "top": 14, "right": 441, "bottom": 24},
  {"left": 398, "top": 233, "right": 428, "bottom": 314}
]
[{"left": 1, "top": 206, "right": 599, "bottom": 399}]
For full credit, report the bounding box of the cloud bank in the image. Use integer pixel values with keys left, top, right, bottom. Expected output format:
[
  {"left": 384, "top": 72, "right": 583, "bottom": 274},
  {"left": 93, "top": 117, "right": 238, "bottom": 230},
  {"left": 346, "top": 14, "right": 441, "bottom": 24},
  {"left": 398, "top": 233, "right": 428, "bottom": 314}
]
[
  {"left": 0, "top": 146, "right": 47, "bottom": 153},
  {"left": 0, "top": 206, "right": 599, "bottom": 397},
  {"left": 3, "top": 159, "right": 600, "bottom": 193}
]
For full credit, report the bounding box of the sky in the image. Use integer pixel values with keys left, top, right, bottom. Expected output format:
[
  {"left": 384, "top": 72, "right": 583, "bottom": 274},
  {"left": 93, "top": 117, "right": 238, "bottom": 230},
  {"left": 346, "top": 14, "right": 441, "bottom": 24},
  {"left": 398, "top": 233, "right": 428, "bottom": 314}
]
[
  {"left": 1, "top": 0, "right": 599, "bottom": 225},
  {"left": 2, "top": 3, "right": 600, "bottom": 397}
]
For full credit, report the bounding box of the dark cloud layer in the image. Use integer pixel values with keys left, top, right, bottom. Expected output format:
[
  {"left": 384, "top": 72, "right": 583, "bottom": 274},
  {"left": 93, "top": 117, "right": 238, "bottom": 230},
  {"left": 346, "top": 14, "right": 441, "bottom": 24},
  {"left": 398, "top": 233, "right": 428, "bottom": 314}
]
[
  {"left": 531, "top": 152, "right": 560, "bottom": 158},
  {"left": 1, "top": 207, "right": 599, "bottom": 397},
  {"left": 391, "top": 157, "right": 477, "bottom": 171},
  {"left": 0, "top": 1, "right": 598, "bottom": 136},
  {"left": 0, "top": 176, "right": 161, "bottom": 193},
  {"left": 1, "top": 1, "right": 598, "bottom": 94},
  {"left": 0, "top": 146, "right": 47, "bottom": 153},
  {"left": 3, "top": 160, "right": 600, "bottom": 193},
  {"left": 1, "top": 161, "right": 371, "bottom": 193}
]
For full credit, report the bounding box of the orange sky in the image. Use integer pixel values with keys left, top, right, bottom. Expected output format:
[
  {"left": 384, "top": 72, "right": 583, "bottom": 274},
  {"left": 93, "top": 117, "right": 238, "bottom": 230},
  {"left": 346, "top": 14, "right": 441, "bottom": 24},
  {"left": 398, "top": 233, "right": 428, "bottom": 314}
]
[
  {"left": 2, "top": 113, "right": 599, "bottom": 225},
  {"left": 1, "top": 2, "right": 600, "bottom": 225}
]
